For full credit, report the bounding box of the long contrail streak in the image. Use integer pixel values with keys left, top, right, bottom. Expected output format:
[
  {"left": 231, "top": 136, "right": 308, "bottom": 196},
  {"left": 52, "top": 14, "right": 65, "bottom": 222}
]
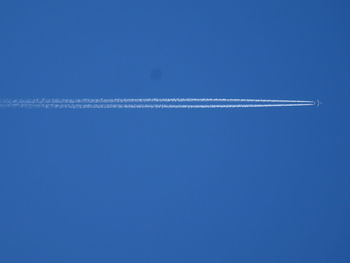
[
  {"left": 0, "top": 98, "right": 314, "bottom": 104},
  {"left": 0, "top": 98, "right": 318, "bottom": 109},
  {"left": 0, "top": 103, "right": 315, "bottom": 109}
]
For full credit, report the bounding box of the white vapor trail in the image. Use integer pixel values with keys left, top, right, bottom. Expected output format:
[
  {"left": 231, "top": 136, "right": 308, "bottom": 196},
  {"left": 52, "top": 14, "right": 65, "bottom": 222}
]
[
  {"left": 0, "top": 98, "right": 314, "bottom": 104},
  {"left": 0, "top": 98, "right": 317, "bottom": 109},
  {"left": 0, "top": 103, "right": 315, "bottom": 109}
]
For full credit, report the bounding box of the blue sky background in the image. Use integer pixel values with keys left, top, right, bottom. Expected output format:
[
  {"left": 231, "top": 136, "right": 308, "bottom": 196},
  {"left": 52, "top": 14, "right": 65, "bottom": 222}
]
[{"left": 0, "top": 1, "right": 349, "bottom": 262}]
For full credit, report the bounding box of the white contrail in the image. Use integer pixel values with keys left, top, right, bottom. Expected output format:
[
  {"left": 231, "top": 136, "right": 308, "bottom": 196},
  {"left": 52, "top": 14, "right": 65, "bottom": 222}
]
[
  {"left": 0, "top": 97, "right": 317, "bottom": 109},
  {"left": 0, "top": 103, "right": 315, "bottom": 109},
  {"left": 0, "top": 98, "right": 315, "bottom": 104}
]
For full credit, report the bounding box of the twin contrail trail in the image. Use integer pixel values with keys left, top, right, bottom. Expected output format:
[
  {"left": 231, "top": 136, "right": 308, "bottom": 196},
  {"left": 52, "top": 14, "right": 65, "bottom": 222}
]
[
  {"left": 0, "top": 98, "right": 314, "bottom": 104},
  {"left": 0, "top": 98, "right": 318, "bottom": 109}
]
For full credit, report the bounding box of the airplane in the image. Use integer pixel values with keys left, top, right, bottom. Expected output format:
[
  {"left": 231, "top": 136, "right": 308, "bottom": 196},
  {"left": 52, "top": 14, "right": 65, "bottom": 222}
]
[{"left": 314, "top": 99, "right": 322, "bottom": 107}]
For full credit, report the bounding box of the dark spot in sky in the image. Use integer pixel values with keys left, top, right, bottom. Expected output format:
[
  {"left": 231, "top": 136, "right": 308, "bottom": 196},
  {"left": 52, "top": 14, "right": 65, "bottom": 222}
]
[{"left": 150, "top": 69, "right": 163, "bottom": 80}]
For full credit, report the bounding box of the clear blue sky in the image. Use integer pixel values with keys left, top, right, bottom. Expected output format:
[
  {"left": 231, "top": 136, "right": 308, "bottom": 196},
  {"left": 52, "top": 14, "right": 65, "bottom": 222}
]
[{"left": 0, "top": 1, "right": 349, "bottom": 262}]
